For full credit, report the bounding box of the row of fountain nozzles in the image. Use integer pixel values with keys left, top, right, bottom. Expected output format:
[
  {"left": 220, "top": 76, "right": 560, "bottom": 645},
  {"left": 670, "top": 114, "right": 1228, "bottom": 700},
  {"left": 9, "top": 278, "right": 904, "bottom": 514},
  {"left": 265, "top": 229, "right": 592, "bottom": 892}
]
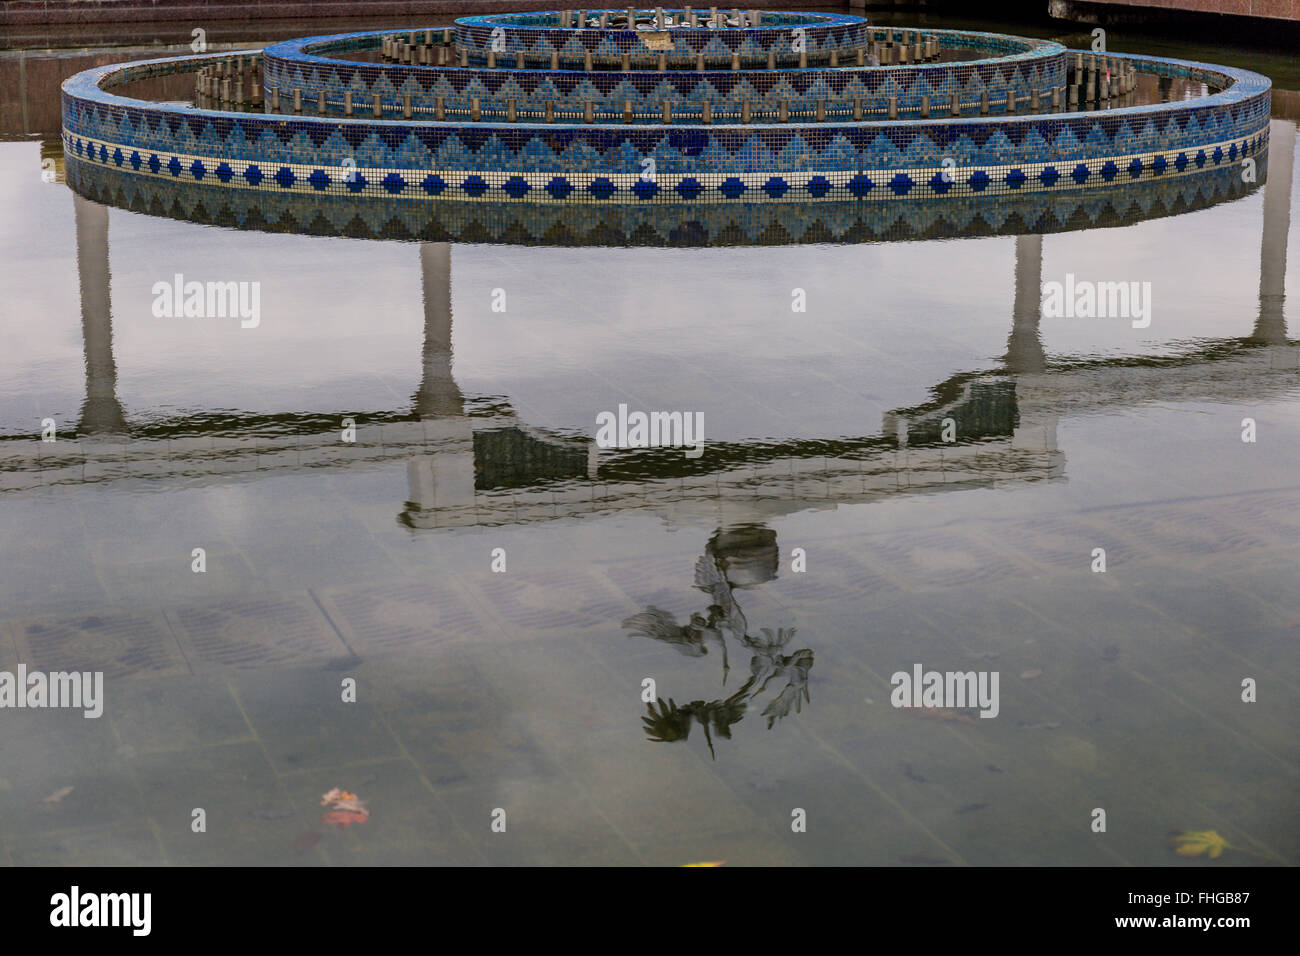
[{"left": 193, "top": 55, "right": 262, "bottom": 109}]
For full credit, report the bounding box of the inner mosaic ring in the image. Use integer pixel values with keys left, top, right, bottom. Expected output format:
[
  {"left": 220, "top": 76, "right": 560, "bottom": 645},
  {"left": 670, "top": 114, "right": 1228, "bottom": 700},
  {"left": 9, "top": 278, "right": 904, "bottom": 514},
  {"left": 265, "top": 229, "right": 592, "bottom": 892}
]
[
  {"left": 60, "top": 48, "right": 1271, "bottom": 205},
  {"left": 261, "top": 26, "right": 1066, "bottom": 121}
]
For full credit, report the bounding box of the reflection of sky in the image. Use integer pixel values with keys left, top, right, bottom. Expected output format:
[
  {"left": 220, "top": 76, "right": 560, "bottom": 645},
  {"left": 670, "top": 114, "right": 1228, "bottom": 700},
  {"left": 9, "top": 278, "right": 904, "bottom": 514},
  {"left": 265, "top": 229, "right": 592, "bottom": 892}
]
[{"left": 0, "top": 127, "right": 1297, "bottom": 491}]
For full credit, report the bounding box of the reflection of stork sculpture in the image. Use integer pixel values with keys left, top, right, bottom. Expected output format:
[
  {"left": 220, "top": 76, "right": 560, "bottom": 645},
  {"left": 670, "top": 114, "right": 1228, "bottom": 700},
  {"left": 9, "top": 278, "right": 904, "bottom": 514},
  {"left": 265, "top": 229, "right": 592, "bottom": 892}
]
[{"left": 626, "top": 525, "right": 814, "bottom": 758}]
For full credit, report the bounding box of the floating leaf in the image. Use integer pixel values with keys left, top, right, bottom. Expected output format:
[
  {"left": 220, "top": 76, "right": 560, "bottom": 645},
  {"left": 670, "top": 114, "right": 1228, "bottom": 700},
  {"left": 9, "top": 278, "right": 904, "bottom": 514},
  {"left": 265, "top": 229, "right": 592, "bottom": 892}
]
[
  {"left": 323, "top": 808, "right": 370, "bottom": 828},
  {"left": 42, "top": 786, "right": 75, "bottom": 804},
  {"left": 321, "top": 788, "right": 369, "bottom": 827},
  {"left": 1169, "top": 830, "right": 1230, "bottom": 859},
  {"left": 682, "top": 861, "right": 725, "bottom": 867}
]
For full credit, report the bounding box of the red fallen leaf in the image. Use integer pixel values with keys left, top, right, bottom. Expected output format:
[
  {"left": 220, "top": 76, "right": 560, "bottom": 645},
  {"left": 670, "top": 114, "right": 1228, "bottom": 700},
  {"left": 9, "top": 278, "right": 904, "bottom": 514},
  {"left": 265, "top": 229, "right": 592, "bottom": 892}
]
[
  {"left": 294, "top": 830, "right": 322, "bottom": 853},
  {"left": 322, "top": 808, "right": 370, "bottom": 828}
]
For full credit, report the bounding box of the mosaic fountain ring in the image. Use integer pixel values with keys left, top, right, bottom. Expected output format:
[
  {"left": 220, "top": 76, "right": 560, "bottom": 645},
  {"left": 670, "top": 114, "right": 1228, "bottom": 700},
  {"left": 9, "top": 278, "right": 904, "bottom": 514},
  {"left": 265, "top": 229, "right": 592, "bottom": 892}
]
[
  {"left": 259, "top": 23, "right": 1068, "bottom": 122},
  {"left": 61, "top": 10, "right": 1272, "bottom": 206}
]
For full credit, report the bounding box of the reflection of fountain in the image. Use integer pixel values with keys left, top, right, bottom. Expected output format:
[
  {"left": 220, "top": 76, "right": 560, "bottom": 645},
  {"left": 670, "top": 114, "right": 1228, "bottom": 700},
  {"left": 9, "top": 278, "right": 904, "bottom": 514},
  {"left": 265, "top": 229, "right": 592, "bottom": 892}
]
[
  {"left": 73, "top": 193, "right": 126, "bottom": 435},
  {"left": 12, "top": 154, "right": 1294, "bottom": 513},
  {"left": 403, "top": 242, "right": 475, "bottom": 528},
  {"left": 625, "top": 523, "right": 813, "bottom": 758},
  {"left": 1006, "top": 234, "right": 1045, "bottom": 376},
  {"left": 1253, "top": 119, "right": 1295, "bottom": 346}
]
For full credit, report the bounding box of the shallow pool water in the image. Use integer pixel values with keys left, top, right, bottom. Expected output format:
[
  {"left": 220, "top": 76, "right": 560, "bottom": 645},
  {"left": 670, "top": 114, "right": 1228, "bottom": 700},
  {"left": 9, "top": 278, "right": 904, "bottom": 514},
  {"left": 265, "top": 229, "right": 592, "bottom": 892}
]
[{"left": 0, "top": 8, "right": 1296, "bottom": 866}]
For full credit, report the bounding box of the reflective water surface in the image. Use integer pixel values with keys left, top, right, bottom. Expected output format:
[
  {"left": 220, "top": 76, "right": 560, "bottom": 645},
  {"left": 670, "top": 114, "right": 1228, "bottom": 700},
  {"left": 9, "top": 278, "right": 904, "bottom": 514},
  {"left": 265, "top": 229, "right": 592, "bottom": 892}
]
[{"left": 0, "top": 11, "right": 1297, "bottom": 866}]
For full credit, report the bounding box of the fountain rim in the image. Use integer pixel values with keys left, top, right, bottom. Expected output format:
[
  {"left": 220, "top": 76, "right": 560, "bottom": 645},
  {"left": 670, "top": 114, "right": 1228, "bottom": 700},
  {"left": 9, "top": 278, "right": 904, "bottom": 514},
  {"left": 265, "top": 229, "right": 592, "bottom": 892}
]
[
  {"left": 64, "top": 152, "right": 1264, "bottom": 248},
  {"left": 64, "top": 46, "right": 1268, "bottom": 132}
]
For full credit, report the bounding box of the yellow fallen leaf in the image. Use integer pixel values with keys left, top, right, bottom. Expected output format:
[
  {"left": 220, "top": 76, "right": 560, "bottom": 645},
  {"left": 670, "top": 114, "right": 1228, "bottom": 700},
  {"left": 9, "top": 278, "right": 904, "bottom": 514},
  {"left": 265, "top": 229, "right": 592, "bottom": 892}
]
[
  {"left": 1170, "top": 830, "right": 1230, "bottom": 859},
  {"left": 42, "top": 786, "right": 75, "bottom": 804},
  {"left": 682, "top": 861, "right": 725, "bottom": 867}
]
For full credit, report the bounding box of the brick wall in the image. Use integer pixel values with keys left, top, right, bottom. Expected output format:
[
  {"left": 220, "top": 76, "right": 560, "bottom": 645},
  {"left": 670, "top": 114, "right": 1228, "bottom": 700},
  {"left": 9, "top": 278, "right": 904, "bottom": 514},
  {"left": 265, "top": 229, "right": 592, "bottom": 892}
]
[
  {"left": 1, "top": 1, "right": 834, "bottom": 28},
  {"left": 1073, "top": 0, "right": 1298, "bottom": 20}
]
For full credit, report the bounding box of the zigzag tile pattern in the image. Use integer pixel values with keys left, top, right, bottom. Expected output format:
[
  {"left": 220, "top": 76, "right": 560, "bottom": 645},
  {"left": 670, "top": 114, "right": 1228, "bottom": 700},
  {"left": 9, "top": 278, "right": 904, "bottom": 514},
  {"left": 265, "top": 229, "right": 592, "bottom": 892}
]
[{"left": 261, "top": 28, "right": 1066, "bottom": 119}]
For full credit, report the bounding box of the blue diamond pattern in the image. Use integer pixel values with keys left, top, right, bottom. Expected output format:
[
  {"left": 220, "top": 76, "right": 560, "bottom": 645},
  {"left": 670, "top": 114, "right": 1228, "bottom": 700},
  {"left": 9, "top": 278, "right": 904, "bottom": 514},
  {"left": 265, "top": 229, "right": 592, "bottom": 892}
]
[
  {"left": 718, "top": 177, "right": 746, "bottom": 199},
  {"left": 677, "top": 177, "right": 704, "bottom": 199},
  {"left": 847, "top": 174, "right": 873, "bottom": 197}
]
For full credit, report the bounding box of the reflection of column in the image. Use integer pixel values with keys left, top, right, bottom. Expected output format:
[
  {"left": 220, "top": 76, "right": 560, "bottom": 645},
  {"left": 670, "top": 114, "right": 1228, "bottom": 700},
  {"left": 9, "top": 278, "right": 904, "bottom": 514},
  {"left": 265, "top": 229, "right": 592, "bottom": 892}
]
[
  {"left": 1006, "top": 233, "right": 1058, "bottom": 453},
  {"left": 1253, "top": 119, "right": 1294, "bottom": 345},
  {"left": 403, "top": 242, "right": 475, "bottom": 528},
  {"left": 415, "top": 242, "right": 463, "bottom": 418},
  {"left": 1006, "top": 233, "right": 1046, "bottom": 374},
  {"left": 74, "top": 193, "right": 127, "bottom": 434}
]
